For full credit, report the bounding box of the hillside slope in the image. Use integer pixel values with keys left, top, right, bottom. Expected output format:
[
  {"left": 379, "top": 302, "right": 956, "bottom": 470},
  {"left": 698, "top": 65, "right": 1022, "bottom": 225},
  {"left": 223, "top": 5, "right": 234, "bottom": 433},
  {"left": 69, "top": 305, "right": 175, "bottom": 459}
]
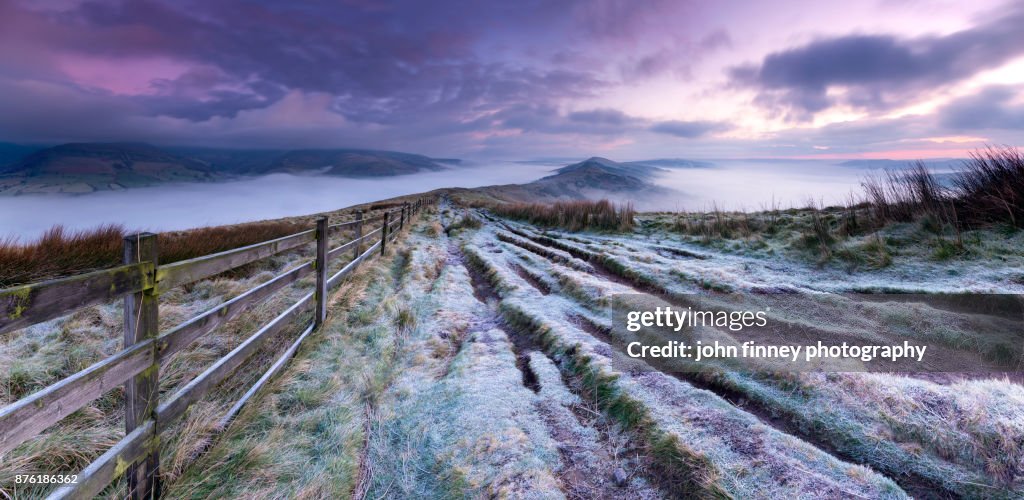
[
  {"left": 0, "top": 143, "right": 217, "bottom": 194},
  {"left": 0, "top": 143, "right": 454, "bottom": 194},
  {"left": 254, "top": 149, "right": 448, "bottom": 177},
  {"left": 471, "top": 157, "right": 672, "bottom": 203},
  {"left": 172, "top": 200, "right": 1023, "bottom": 498},
  {"left": 2, "top": 197, "right": 1021, "bottom": 498}
]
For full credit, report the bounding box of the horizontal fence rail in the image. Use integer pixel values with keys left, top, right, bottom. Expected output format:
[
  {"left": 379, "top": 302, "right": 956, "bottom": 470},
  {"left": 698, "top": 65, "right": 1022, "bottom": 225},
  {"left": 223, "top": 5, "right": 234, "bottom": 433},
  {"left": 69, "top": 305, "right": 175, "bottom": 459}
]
[
  {"left": 158, "top": 260, "right": 315, "bottom": 360},
  {"left": 157, "top": 291, "right": 315, "bottom": 424},
  {"left": 0, "top": 263, "right": 154, "bottom": 336},
  {"left": 0, "top": 340, "right": 153, "bottom": 455},
  {"left": 156, "top": 229, "right": 315, "bottom": 292},
  {"left": 0, "top": 198, "right": 426, "bottom": 499}
]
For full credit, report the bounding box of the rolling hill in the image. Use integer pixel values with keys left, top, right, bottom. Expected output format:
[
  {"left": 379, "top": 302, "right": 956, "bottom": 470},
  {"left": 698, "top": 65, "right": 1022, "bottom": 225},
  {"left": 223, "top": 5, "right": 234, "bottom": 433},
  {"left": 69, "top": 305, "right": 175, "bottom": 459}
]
[
  {"left": 838, "top": 158, "right": 963, "bottom": 170},
  {"left": 0, "top": 142, "right": 41, "bottom": 168},
  {"left": 469, "top": 156, "right": 673, "bottom": 203},
  {"left": 254, "top": 149, "right": 449, "bottom": 177},
  {"left": 0, "top": 142, "right": 217, "bottom": 194},
  {"left": 0, "top": 143, "right": 455, "bottom": 195}
]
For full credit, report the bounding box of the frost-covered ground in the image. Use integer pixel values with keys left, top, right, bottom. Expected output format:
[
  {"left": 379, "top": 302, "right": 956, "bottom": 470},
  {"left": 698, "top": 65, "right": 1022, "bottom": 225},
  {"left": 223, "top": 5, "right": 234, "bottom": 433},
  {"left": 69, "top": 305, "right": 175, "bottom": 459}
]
[
  {"left": 160, "top": 198, "right": 1023, "bottom": 499},
  {"left": 535, "top": 214, "right": 1024, "bottom": 294},
  {"left": 0, "top": 203, "right": 401, "bottom": 498},
  {"left": 468, "top": 207, "right": 1023, "bottom": 498}
]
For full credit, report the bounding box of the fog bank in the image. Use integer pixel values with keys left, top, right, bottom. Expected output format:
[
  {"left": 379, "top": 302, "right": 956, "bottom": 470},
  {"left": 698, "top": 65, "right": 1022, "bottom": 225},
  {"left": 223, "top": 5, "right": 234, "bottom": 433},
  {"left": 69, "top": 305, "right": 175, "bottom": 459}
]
[
  {"left": 0, "top": 159, "right": 961, "bottom": 240},
  {"left": 637, "top": 160, "right": 958, "bottom": 212},
  {"left": 0, "top": 162, "right": 555, "bottom": 240}
]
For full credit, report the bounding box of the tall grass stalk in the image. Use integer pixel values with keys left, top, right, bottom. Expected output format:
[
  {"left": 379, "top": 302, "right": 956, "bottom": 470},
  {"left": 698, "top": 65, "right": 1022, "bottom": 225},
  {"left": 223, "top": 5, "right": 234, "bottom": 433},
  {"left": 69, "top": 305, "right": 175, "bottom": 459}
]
[
  {"left": 0, "top": 220, "right": 304, "bottom": 288},
  {"left": 489, "top": 199, "right": 635, "bottom": 232}
]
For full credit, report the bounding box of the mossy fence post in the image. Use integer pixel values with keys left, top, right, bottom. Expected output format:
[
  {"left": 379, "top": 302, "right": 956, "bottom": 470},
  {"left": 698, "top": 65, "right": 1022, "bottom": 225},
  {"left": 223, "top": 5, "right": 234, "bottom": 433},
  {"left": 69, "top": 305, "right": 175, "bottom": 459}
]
[
  {"left": 381, "top": 211, "right": 390, "bottom": 255},
  {"left": 123, "top": 232, "right": 160, "bottom": 500},
  {"left": 353, "top": 210, "right": 363, "bottom": 260},
  {"left": 0, "top": 196, "right": 435, "bottom": 498},
  {"left": 314, "top": 216, "right": 328, "bottom": 328}
]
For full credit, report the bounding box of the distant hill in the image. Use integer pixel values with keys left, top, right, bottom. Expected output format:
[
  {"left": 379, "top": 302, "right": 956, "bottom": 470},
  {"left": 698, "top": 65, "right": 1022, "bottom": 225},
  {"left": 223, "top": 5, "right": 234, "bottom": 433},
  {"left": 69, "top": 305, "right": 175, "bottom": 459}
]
[
  {"left": 535, "top": 156, "right": 661, "bottom": 192},
  {"left": 166, "top": 147, "right": 289, "bottom": 174},
  {"left": 0, "top": 143, "right": 217, "bottom": 194},
  {"left": 838, "top": 159, "right": 964, "bottom": 170},
  {"left": 626, "top": 158, "right": 714, "bottom": 169},
  {"left": 255, "top": 149, "right": 448, "bottom": 177},
  {"left": 0, "top": 143, "right": 42, "bottom": 168},
  {"left": 472, "top": 156, "right": 672, "bottom": 203},
  {"left": 0, "top": 143, "right": 456, "bottom": 195}
]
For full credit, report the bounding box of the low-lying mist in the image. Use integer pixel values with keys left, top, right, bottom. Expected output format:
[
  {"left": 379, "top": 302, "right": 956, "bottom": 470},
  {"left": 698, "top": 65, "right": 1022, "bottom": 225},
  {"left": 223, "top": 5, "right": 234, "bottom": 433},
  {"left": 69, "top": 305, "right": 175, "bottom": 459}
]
[
  {"left": 0, "top": 158, "right": 961, "bottom": 241},
  {"left": 0, "top": 162, "right": 555, "bottom": 240},
  {"left": 637, "top": 160, "right": 960, "bottom": 212}
]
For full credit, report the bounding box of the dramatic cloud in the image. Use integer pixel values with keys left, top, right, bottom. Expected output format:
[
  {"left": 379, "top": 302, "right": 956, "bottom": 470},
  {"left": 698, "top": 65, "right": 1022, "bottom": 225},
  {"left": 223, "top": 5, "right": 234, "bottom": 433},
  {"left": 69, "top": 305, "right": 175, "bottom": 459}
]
[
  {"left": 0, "top": 0, "right": 1020, "bottom": 158},
  {"left": 650, "top": 120, "right": 731, "bottom": 138},
  {"left": 471, "top": 105, "right": 646, "bottom": 137},
  {"left": 939, "top": 85, "right": 1024, "bottom": 130},
  {"left": 10, "top": 1, "right": 603, "bottom": 123},
  {"left": 567, "top": 109, "right": 635, "bottom": 126},
  {"left": 730, "top": 6, "right": 1024, "bottom": 120}
]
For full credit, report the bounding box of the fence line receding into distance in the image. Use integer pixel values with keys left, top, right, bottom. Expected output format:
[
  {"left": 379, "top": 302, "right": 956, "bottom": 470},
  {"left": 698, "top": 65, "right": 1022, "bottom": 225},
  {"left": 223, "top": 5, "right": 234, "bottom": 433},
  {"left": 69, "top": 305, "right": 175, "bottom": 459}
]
[{"left": 0, "top": 198, "right": 425, "bottom": 499}]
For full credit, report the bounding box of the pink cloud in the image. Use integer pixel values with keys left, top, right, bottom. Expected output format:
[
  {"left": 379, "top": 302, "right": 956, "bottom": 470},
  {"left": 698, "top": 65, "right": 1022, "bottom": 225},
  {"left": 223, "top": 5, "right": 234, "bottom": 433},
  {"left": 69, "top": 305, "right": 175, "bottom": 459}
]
[{"left": 56, "top": 55, "right": 192, "bottom": 95}]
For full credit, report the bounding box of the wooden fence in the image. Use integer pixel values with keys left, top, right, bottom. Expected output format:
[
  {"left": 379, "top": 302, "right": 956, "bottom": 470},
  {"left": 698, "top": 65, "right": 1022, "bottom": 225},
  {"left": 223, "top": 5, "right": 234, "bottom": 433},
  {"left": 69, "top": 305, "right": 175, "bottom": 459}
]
[{"left": 0, "top": 198, "right": 425, "bottom": 499}]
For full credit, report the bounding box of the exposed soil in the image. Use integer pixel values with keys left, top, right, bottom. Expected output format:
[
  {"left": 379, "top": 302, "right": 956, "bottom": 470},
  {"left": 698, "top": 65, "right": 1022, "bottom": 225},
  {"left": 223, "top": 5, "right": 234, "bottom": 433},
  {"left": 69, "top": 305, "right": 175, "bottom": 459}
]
[
  {"left": 510, "top": 262, "right": 552, "bottom": 295},
  {"left": 501, "top": 222, "right": 956, "bottom": 498},
  {"left": 456, "top": 242, "right": 667, "bottom": 498}
]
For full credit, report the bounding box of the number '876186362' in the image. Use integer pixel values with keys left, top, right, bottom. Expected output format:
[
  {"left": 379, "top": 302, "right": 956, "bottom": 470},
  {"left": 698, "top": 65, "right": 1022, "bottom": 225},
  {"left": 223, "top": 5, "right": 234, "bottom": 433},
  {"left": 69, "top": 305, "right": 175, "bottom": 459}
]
[{"left": 14, "top": 475, "right": 78, "bottom": 484}]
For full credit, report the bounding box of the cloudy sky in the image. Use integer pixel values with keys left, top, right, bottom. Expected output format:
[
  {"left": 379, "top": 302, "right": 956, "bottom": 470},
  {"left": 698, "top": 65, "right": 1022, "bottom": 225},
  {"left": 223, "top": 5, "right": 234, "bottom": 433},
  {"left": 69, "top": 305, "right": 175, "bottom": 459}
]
[{"left": 1, "top": 0, "right": 1022, "bottom": 160}]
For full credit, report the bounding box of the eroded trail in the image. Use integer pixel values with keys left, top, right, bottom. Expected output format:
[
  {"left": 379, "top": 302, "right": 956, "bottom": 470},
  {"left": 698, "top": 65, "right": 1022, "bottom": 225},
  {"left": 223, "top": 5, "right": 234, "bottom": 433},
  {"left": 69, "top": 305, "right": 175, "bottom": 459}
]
[
  {"left": 488, "top": 219, "right": 955, "bottom": 497},
  {"left": 460, "top": 228, "right": 908, "bottom": 498},
  {"left": 496, "top": 223, "right": 863, "bottom": 449},
  {"left": 470, "top": 212, "right": 1022, "bottom": 499},
  {"left": 169, "top": 201, "right": 1021, "bottom": 499},
  {"left": 452, "top": 237, "right": 664, "bottom": 499}
]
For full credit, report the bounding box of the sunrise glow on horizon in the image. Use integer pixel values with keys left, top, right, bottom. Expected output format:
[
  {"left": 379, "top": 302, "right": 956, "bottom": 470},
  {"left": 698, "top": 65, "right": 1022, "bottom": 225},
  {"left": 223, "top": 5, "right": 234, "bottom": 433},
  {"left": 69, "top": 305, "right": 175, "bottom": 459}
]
[{"left": 1, "top": 0, "right": 1022, "bottom": 161}]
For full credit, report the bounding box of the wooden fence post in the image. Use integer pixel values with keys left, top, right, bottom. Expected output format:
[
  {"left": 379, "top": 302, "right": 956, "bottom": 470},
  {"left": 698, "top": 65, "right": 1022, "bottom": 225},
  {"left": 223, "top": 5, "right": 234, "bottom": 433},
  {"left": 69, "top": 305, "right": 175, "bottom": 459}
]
[
  {"left": 353, "top": 210, "right": 363, "bottom": 260},
  {"left": 381, "top": 211, "right": 390, "bottom": 255},
  {"left": 123, "top": 233, "right": 160, "bottom": 500},
  {"left": 314, "top": 216, "right": 328, "bottom": 328},
  {"left": 400, "top": 203, "right": 407, "bottom": 231}
]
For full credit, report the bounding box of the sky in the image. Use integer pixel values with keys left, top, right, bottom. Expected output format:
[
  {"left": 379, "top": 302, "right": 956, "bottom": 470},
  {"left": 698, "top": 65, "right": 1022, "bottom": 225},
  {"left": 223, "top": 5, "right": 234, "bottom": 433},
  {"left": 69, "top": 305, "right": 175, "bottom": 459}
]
[{"left": 0, "top": 0, "right": 1022, "bottom": 160}]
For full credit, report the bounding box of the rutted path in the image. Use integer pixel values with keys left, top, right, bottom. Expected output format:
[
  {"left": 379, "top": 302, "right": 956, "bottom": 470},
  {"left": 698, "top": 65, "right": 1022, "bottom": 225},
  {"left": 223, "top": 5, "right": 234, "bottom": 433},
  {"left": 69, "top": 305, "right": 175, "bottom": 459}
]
[
  {"left": 496, "top": 223, "right": 859, "bottom": 440},
  {"left": 454, "top": 240, "right": 542, "bottom": 393},
  {"left": 471, "top": 212, "right": 1022, "bottom": 499},
  {"left": 461, "top": 229, "right": 905, "bottom": 498},
  {"left": 170, "top": 200, "right": 1021, "bottom": 499},
  {"left": 487, "top": 218, "right": 956, "bottom": 497},
  {"left": 453, "top": 237, "right": 665, "bottom": 499}
]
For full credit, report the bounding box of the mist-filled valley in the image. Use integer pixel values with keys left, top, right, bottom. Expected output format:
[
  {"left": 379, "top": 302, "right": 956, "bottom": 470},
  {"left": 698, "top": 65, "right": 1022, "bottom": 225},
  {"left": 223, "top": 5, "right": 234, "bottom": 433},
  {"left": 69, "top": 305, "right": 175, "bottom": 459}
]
[
  {"left": 0, "top": 158, "right": 958, "bottom": 240},
  {"left": 0, "top": 161, "right": 552, "bottom": 239}
]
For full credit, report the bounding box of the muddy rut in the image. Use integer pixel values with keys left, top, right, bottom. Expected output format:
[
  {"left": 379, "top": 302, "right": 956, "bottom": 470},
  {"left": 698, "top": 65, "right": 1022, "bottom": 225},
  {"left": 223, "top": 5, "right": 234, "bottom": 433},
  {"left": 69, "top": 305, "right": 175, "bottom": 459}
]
[
  {"left": 481, "top": 217, "right": 958, "bottom": 498},
  {"left": 447, "top": 237, "right": 664, "bottom": 499}
]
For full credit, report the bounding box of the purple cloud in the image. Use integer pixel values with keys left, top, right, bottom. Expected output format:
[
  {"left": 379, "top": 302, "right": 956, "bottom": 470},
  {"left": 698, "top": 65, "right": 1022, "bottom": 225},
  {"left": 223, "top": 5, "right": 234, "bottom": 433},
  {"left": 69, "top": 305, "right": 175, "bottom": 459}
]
[
  {"left": 0, "top": 0, "right": 1018, "bottom": 159},
  {"left": 650, "top": 120, "right": 731, "bottom": 138},
  {"left": 730, "top": 5, "right": 1024, "bottom": 120},
  {"left": 567, "top": 109, "right": 634, "bottom": 125},
  {"left": 939, "top": 85, "right": 1024, "bottom": 130}
]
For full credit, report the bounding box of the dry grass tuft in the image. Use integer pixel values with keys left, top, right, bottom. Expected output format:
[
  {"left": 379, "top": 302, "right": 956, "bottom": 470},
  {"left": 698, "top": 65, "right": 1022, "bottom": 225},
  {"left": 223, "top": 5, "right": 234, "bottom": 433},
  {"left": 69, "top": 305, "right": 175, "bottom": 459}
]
[
  {"left": 0, "top": 220, "right": 305, "bottom": 287},
  {"left": 863, "top": 146, "right": 1024, "bottom": 231},
  {"left": 489, "top": 199, "right": 635, "bottom": 232},
  {"left": 954, "top": 146, "right": 1024, "bottom": 227}
]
